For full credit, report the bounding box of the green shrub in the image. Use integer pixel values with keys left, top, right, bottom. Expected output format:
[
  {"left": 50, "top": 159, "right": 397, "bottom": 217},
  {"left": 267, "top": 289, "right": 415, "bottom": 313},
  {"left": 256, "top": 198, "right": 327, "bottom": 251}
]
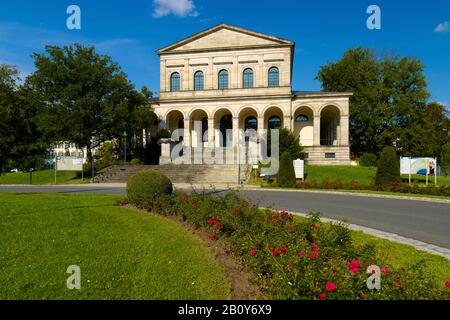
[
  {"left": 278, "top": 151, "right": 296, "bottom": 187},
  {"left": 359, "top": 153, "right": 378, "bottom": 167},
  {"left": 129, "top": 158, "right": 142, "bottom": 165},
  {"left": 375, "top": 147, "right": 400, "bottom": 186},
  {"left": 126, "top": 170, "right": 173, "bottom": 207}
]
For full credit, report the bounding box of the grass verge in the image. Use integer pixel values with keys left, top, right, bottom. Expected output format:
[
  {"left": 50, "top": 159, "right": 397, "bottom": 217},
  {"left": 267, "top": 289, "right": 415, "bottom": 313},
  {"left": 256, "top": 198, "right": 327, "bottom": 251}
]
[
  {"left": 0, "top": 193, "right": 232, "bottom": 300},
  {"left": 0, "top": 170, "right": 86, "bottom": 185}
]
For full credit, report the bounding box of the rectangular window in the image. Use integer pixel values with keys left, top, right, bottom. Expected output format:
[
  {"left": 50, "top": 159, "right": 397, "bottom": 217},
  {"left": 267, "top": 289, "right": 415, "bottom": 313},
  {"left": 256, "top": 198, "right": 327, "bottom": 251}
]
[{"left": 325, "top": 153, "right": 336, "bottom": 159}]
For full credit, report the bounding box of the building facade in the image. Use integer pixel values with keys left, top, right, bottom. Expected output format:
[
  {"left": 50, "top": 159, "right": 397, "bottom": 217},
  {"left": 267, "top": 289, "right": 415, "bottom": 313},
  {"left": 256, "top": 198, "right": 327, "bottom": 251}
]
[{"left": 151, "top": 24, "right": 352, "bottom": 165}]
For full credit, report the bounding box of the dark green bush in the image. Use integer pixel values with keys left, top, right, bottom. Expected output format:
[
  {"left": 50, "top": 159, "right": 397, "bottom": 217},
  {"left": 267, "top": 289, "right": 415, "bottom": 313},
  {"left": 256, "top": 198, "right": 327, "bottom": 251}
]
[
  {"left": 129, "top": 158, "right": 142, "bottom": 165},
  {"left": 278, "top": 151, "right": 296, "bottom": 187},
  {"left": 126, "top": 170, "right": 173, "bottom": 207},
  {"left": 375, "top": 147, "right": 400, "bottom": 186},
  {"left": 359, "top": 153, "right": 378, "bottom": 167}
]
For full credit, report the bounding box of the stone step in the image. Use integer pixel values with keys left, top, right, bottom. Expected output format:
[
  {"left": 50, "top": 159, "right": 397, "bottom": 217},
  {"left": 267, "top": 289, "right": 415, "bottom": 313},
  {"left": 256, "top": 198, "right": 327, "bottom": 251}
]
[{"left": 94, "top": 164, "right": 250, "bottom": 184}]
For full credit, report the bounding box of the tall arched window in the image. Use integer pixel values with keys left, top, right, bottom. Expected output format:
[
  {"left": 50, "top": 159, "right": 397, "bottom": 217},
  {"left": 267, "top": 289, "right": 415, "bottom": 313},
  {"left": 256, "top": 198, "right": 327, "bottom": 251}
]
[
  {"left": 170, "top": 72, "right": 180, "bottom": 92},
  {"left": 243, "top": 68, "right": 254, "bottom": 89},
  {"left": 218, "top": 70, "right": 229, "bottom": 90},
  {"left": 194, "top": 71, "right": 204, "bottom": 91},
  {"left": 268, "top": 116, "right": 282, "bottom": 129},
  {"left": 268, "top": 67, "right": 279, "bottom": 87}
]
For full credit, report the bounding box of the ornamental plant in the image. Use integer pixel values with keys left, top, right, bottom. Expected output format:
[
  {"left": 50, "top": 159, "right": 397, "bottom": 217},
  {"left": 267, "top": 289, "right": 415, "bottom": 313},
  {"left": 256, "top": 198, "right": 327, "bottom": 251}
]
[{"left": 134, "top": 191, "right": 448, "bottom": 300}]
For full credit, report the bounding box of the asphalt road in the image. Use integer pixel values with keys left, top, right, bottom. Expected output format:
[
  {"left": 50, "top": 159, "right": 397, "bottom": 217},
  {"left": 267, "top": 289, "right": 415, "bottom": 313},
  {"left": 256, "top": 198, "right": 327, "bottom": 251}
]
[{"left": 1, "top": 185, "right": 449, "bottom": 249}]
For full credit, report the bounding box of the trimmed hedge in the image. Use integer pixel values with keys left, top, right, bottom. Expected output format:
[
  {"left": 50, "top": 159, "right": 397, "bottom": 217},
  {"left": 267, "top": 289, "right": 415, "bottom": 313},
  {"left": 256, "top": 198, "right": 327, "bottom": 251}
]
[
  {"left": 278, "top": 151, "right": 296, "bottom": 187},
  {"left": 375, "top": 147, "right": 400, "bottom": 186},
  {"left": 129, "top": 158, "right": 142, "bottom": 165},
  {"left": 126, "top": 170, "right": 173, "bottom": 207}
]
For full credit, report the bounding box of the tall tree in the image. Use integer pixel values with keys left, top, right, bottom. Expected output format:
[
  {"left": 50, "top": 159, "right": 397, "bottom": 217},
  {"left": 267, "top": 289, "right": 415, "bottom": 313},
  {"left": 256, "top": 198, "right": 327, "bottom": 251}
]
[
  {"left": 0, "top": 64, "right": 47, "bottom": 172},
  {"left": 0, "top": 64, "right": 20, "bottom": 172},
  {"left": 317, "top": 48, "right": 438, "bottom": 157},
  {"left": 26, "top": 44, "right": 148, "bottom": 163}
]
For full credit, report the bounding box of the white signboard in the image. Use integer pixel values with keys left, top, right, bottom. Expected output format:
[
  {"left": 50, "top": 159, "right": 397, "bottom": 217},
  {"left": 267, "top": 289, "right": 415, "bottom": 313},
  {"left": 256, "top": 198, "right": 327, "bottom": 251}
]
[
  {"left": 400, "top": 157, "right": 436, "bottom": 175},
  {"left": 57, "top": 156, "right": 83, "bottom": 172},
  {"left": 293, "top": 159, "right": 305, "bottom": 180}
]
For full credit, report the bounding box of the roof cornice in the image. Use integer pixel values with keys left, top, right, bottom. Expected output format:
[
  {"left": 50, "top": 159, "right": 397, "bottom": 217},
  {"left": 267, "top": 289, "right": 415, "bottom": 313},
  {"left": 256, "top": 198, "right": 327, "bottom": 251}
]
[{"left": 156, "top": 23, "right": 295, "bottom": 55}]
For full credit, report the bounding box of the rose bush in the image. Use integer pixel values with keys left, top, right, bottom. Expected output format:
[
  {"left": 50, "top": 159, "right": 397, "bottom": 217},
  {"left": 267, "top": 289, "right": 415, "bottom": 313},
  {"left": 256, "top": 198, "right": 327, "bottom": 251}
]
[{"left": 128, "top": 191, "right": 449, "bottom": 300}]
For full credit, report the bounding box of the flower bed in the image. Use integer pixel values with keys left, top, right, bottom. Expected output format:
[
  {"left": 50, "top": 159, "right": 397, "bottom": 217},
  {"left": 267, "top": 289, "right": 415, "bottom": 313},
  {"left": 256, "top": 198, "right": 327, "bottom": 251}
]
[{"left": 128, "top": 191, "right": 449, "bottom": 300}]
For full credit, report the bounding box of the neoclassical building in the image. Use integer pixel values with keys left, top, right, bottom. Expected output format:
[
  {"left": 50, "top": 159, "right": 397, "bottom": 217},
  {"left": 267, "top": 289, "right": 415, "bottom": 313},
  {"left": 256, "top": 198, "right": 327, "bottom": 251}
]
[{"left": 151, "top": 24, "right": 352, "bottom": 165}]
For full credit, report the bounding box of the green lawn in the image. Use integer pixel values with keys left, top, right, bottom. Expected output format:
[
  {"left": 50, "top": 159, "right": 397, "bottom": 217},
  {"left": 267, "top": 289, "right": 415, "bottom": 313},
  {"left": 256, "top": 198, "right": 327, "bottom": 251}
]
[
  {"left": 0, "top": 193, "right": 232, "bottom": 300},
  {"left": 304, "top": 165, "right": 377, "bottom": 185},
  {"left": 0, "top": 170, "right": 86, "bottom": 185},
  {"left": 352, "top": 231, "right": 450, "bottom": 286}
]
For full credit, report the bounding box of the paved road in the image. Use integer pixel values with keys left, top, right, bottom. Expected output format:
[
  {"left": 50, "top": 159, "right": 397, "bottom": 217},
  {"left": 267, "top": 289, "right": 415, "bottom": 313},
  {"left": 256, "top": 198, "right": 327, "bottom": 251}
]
[{"left": 1, "top": 185, "right": 449, "bottom": 249}]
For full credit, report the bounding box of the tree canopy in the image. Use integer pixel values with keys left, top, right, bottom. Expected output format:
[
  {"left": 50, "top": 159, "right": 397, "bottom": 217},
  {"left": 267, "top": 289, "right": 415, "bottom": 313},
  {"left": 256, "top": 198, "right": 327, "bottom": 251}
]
[
  {"left": 25, "top": 44, "right": 150, "bottom": 161},
  {"left": 317, "top": 48, "right": 449, "bottom": 158}
]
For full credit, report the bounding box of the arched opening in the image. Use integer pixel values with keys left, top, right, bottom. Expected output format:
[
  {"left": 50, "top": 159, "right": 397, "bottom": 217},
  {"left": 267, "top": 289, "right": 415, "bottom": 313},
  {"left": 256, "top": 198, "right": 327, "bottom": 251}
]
[
  {"left": 166, "top": 110, "right": 184, "bottom": 135},
  {"left": 264, "top": 106, "right": 284, "bottom": 130},
  {"left": 194, "top": 71, "right": 204, "bottom": 91},
  {"left": 293, "top": 106, "right": 314, "bottom": 147},
  {"left": 170, "top": 72, "right": 180, "bottom": 92},
  {"left": 268, "top": 67, "right": 279, "bottom": 87},
  {"left": 190, "top": 109, "right": 209, "bottom": 147},
  {"left": 243, "top": 68, "right": 254, "bottom": 89},
  {"left": 320, "top": 105, "right": 341, "bottom": 146},
  {"left": 218, "top": 69, "right": 229, "bottom": 90},
  {"left": 214, "top": 108, "right": 233, "bottom": 148}
]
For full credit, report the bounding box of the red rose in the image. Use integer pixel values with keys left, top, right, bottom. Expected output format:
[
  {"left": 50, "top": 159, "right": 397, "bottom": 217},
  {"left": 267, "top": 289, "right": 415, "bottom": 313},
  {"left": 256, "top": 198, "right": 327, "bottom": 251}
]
[
  {"left": 445, "top": 281, "right": 450, "bottom": 289},
  {"left": 208, "top": 217, "right": 218, "bottom": 224},
  {"left": 348, "top": 261, "right": 362, "bottom": 274},
  {"left": 250, "top": 249, "right": 257, "bottom": 256},
  {"left": 230, "top": 208, "right": 239, "bottom": 216},
  {"left": 287, "top": 225, "right": 293, "bottom": 231},
  {"left": 215, "top": 222, "right": 222, "bottom": 230},
  {"left": 395, "top": 280, "right": 401, "bottom": 287},
  {"left": 318, "top": 293, "right": 327, "bottom": 300},
  {"left": 273, "top": 249, "right": 280, "bottom": 256},
  {"left": 280, "top": 247, "right": 287, "bottom": 254},
  {"left": 381, "top": 267, "right": 389, "bottom": 275},
  {"left": 289, "top": 214, "right": 293, "bottom": 220},
  {"left": 325, "top": 282, "right": 337, "bottom": 292},
  {"left": 309, "top": 253, "right": 317, "bottom": 260},
  {"left": 297, "top": 251, "right": 305, "bottom": 257}
]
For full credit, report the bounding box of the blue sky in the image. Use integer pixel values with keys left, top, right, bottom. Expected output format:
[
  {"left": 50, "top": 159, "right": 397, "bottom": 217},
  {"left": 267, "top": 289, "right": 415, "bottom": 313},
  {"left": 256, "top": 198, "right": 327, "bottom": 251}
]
[{"left": 0, "top": 0, "right": 449, "bottom": 107}]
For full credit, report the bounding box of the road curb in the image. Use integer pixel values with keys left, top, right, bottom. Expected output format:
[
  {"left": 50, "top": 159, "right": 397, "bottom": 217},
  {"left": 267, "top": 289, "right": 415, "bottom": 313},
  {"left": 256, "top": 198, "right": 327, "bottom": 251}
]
[{"left": 241, "top": 187, "right": 450, "bottom": 204}]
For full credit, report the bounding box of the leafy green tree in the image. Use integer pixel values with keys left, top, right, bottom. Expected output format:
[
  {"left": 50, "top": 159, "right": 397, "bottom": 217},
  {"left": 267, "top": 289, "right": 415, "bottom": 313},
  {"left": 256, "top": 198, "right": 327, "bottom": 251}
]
[
  {"left": 0, "top": 64, "right": 47, "bottom": 172},
  {"left": 268, "top": 128, "right": 304, "bottom": 160},
  {"left": 440, "top": 143, "right": 450, "bottom": 176},
  {"left": 0, "top": 64, "right": 19, "bottom": 173},
  {"left": 26, "top": 44, "right": 148, "bottom": 164},
  {"left": 317, "top": 48, "right": 438, "bottom": 157},
  {"left": 375, "top": 147, "right": 401, "bottom": 185},
  {"left": 278, "top": 151, "right": 296, "bottom": 187}
]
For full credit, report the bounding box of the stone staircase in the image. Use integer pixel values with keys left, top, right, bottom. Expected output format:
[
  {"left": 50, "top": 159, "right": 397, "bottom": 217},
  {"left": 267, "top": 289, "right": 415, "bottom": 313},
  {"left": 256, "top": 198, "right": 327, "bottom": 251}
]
[{"left": 94, "top": 164, "right": 251, "bottom": 185}]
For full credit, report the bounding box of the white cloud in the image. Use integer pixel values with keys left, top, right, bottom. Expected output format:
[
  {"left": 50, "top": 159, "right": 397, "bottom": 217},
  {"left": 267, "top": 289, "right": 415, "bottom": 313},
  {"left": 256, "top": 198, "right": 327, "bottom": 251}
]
[
  {"left": 434, "top": 21, "right": 450, "bottom": 33},
  {"left": 152, "top": 0, "right": 198, "bottom": 18},
  {"left": 96, "top": 39, "right": 139, "bottom": 50}
]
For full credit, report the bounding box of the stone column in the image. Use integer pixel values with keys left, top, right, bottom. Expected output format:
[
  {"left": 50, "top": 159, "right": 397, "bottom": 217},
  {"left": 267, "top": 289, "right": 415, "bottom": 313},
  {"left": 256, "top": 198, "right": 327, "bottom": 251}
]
[
  {"left": 340, "top": 115, "right": 349, "bottom": 146},
  {"left": 284, "top": 116, "right": 292, "bottom": 130},
  {"left": 232, "top": 117, "right": 239, "bottom": 148},
  {"left": 313, "top": 115, "right": 321, "bottom": 146},
  {"left": 183, "top": 118, "right": 191, "bottom": 147},
  {"left": 208, "top": 118, "right": 215, "bottom": 148}
]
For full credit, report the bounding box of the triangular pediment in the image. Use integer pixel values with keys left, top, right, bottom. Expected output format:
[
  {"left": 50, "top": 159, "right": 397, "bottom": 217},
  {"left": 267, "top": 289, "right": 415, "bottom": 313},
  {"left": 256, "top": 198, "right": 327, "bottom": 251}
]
[{"left": 157, "top": 24, "right": 294, "bottom": 54}]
